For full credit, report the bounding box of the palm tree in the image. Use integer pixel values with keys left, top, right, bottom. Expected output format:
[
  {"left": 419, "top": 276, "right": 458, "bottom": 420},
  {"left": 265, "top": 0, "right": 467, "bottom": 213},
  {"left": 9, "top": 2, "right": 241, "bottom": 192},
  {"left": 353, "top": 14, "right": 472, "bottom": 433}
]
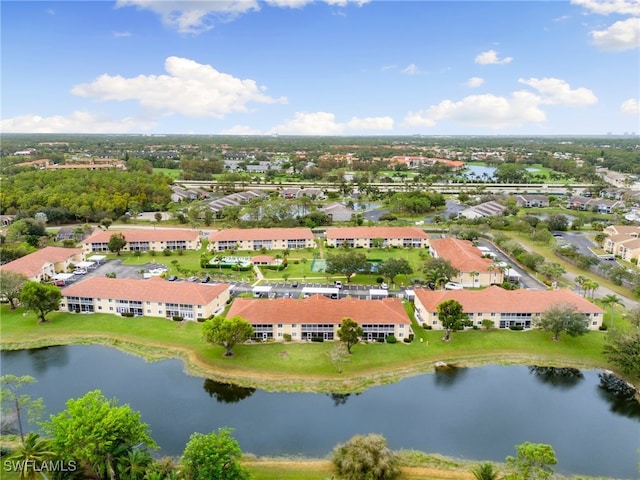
[
  {"left": 601, "top": 294, "right": 623, "bottom": 328},
  {"left": 469, "top": 270, "right": 479, "bottom": 287},
  {"left": 471, "top": 462, "right": 501, "bottom": 480},
  {"left": 584, "top": 280, "right": 599, "bottom": 298},
  {"left": 9, "top": 433, "right": 55, "bottom": 480},
  {"left": 574, "top": 275, "right": 588, "bottom": 295}
]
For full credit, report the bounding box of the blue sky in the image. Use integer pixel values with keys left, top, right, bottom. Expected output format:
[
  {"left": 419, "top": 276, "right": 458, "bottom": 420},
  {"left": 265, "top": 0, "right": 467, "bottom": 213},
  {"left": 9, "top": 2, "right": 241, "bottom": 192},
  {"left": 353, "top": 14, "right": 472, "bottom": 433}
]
[{"left": 1, "top": 0, "right": 639, "bottom": 135}]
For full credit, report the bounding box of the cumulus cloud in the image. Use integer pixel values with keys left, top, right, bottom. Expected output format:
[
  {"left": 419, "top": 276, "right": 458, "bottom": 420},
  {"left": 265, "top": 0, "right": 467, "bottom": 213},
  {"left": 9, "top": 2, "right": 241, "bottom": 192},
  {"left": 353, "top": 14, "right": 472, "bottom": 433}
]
[
  {"left": 465, "top": 77, "right": 484, "bottom": 88},
  {"left": 474, "top": 49, "right": 513, "bottom": 65},
  {"left": 621, "top": 97, "right": 640, "bottom": 114},
  {"left": 402, "top": 91, "right": 545, "bottom": 129},
  {"left": 590, "top": 17, "right": 640, "bottom": 51},
  {"left": 220, "top": 124, "right": 264, "bottom": 135},
  {"left": 0, "top": 111, "right": 155, "bottom": 134},
  {"left": 518, "top": 77, "right": 598, "bottom": 105},
  {"left": 571, "top": 0, "right": 640, "bottom": 16},
  {"left": 268, "top": 111, "right": 392, "bottom": 135},
  {"left": 115, "top": 0, "right": 260, "bottom": 34},
  {"left": 71, "top": 56, "right": 287, "bottom": 118}
]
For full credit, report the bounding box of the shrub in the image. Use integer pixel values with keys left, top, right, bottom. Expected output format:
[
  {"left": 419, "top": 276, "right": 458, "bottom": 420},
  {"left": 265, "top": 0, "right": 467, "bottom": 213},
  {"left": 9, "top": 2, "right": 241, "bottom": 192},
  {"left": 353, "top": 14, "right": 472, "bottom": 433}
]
[
  {"left": 403, "top": 338, "right": 412, "bottom": 343},
  {"left": 509, "top": 325, "right": 524, "bottom": 331},
  {"left": 376, "top": 337, "right": 385, "bottom": 343},
  {"left": 163, "top": 249, "right": 172, "bottom": 256},
  {"left": 599, "top": 325, "right": 608, "bottom": 331},
  {"left": 121, "top": 312, "right": 135, "bottom": 317},
  {"left": 386, "top": 334, "right": 397, "bottom": 344},
  {"left": 376, "top": 276, "right": 384, "bottom": 284},
  {"left": 283, "top": 333, "right": 292, "bottom": 342},
  {"left": 172, "top": 316, "right": 183, "bottom": 322},
  {"left": 311, "top": 336, "right": 324, "bottom": 342},
  {"left": 332, "top": 433, "right": 400, "bottom": 480}
]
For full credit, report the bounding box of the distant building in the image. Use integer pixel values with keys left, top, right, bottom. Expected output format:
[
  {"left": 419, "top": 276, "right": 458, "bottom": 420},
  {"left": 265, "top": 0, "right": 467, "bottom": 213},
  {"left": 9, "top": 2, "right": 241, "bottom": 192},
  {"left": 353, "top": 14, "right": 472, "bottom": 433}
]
[
  {"left": 82, "top": 229, "right": 201, "bottom": 253},
  {"left": 458, "top": 201, "right": 507, "bottom": 219},
  {"left": 413, "top": 286, "right": 604, "bottom": 330},
  {"left": 325, "top": 226, "right": 429, "bottom": 249},
  {"left": 208, "top": 228, "right": 315, "bottom": 251},
  {"left": 429, "top": 238, "right": 503, "bottom": 287},
  {"left": 321, "top": 202, "right": 355, "bottom": 222},
  {"left": 0, "top": 246, "right": 84, "bottom": 282}
]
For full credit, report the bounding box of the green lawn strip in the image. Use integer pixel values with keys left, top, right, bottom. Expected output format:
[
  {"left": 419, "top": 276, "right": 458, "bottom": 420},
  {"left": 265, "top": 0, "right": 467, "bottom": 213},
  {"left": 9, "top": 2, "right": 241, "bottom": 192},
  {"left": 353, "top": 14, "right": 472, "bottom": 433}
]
[{"left": 2, "top": 304, "right": 619, "bottom": 393}]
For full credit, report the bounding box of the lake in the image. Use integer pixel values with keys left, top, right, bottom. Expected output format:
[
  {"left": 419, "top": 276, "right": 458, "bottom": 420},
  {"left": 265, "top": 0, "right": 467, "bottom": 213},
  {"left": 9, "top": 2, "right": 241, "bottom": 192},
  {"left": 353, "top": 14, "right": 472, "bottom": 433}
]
[{"left": 2, "top": 345, "right": 638, "bottom": 479}]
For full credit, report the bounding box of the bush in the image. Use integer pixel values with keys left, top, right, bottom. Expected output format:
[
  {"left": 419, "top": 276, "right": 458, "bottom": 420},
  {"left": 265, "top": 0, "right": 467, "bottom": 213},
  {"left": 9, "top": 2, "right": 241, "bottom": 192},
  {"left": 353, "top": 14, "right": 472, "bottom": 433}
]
[
  {"left": 172, "top": 316, "right": 183, "bottom": 322},
  {"left": 283, "top": 333, "right": 292, "bottom": 342},
  {"left": 311, "top": 336, "right": 324, "bottom": 342},
  {"left": 332, "top": 433, "right": 400, "bottom": 480},
  {"left": 163, "top": 249, "right": 172, "bottom": 256},
  {"left": 121, "top": 312, "right": 135, "bottom": 317},
  {"left": 386, "top": 334, "right": 397, "bottom": 344},
  {"left": 509, "top": 325, "right": 524, "bottom": 331},
  {"left": 599, "top": 324, "right": 608, "bottom": 331},
  {"left": 376, "top": 337, "right": 385, "bottom": 343},
  {"left": 422, "top": 323, "right": 432, "bottom": 330},
  {"left": 403, "top": 338, "right": 412, "bottom": 343}
]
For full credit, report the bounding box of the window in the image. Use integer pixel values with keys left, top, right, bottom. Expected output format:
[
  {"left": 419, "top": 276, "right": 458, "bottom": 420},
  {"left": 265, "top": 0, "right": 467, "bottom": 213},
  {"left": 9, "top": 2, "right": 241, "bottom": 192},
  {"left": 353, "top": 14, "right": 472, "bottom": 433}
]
[{"left": 278, "top": 323, "right": 283, "bottom": 328}]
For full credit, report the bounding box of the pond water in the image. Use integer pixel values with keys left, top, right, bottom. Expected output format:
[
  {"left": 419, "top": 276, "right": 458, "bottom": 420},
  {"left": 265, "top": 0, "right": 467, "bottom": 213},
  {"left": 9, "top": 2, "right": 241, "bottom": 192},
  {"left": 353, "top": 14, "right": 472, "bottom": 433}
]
[{"left": 2, "top": 345, "right": 638, "bottom": 479}]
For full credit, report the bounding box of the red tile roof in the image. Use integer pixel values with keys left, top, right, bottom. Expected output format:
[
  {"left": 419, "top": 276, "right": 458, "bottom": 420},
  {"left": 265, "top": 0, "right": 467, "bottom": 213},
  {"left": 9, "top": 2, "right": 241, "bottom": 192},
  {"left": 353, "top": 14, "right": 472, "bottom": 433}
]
[
  {"left": 61, "top": 277, "right": 229, "bottom": 305},
  {"left": 414, "top": 286, "right": 604, "bottom": 314},
  {"left": 0, "top": 247, "right": 83, "bottom": 277},
  {"left": 208, "top": 228, "right": 314, "bottom": 242},
  {"left": 430, "top": 238, "right": 494, "bottom": 272},
  {"left": 227, "top": 295, "right": 411, "bottom": 325},
  {"left": 326, "top": 226, "right": 429, "bottom": 240},
  {"left": 83, "top": 229, "right": 199, "bottom": 244}
]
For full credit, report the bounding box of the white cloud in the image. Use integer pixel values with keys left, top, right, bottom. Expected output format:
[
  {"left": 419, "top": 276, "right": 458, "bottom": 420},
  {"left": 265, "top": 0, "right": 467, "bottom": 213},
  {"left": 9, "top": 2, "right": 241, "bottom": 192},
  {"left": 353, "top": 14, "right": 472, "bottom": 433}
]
[
  {"left": 465, "top": 77, "right": 484, "bottom": 88},
  {"left": 590, "top": 17, "right": 640, "bottom": 51},
  {"left": 571, "top": 0, "right": 640, "bottom": 16},
  {"left": 402, "top": 92, "right": 546, "bottom": 129},
  {"left": 112, "top": 31, "right": 132, "bottom": 38},
  {"left": 474, "top": 49, "right": 513, "bottom": 65},
  {"left": 117, "top": 0, "right": 370, "bottom": 34},
  {"left": 220, "top": 124, "right": 264, "bottom": 135},
  {"left": 401, "top": 64, "right": 418, "bottom": 75},
  {"left": 268, "top": 111, "right": 392, "bottom": 135},
  {"left": 0, "top": 111, "right": 155, "bottom": 134},
  {"left": 621, "top": 97, "right": 640, "bottom": 114},
  {"left": 71, "top": 56, "right": 287, "bottom": 118},
  {"left": 115, "top": 0, "right": 261, "bottom": 34},
  {"left": 46, "top": 8, "right": 55, "bottom": 15},
  {"left": 518, "top": 77, "right": 598, "bottom": 105},
  {"left": 346, "top": 116, "right": 393, "bottom": 130}
]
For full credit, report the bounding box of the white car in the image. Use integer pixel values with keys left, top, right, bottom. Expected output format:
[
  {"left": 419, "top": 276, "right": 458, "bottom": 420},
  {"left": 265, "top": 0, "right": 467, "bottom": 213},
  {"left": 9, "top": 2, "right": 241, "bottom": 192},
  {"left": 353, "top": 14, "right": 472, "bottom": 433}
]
[
  {"left": 334, "top": 281, "right": 343, "bottom": 289},
  {"left": 74, "top": 268, "right": 87, "bottom": 275},
  {"left": 444, "top": 282, "right": 463, "bottom": 290},
  {"left": 381, "top": 283, "right": 389, "bottom": 290}
]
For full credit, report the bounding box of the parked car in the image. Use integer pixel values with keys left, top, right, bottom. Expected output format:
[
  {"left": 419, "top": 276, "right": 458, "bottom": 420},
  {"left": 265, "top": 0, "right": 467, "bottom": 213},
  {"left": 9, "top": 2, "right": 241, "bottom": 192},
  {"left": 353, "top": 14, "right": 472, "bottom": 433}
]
[
  {"left": 52, "top": 279, "right": 66, "bottom": 286},
  {"left": 167, "top": 275, "right": 178, "bottom": 281},
  {"left": 187, "top": 276, "right": 199, "bottom": 282},
  {"left": 444, "top": 282, "right": 464, "bottom": 290},
  {"left": 200, "top": 275, "right": 211, "bottom": 283},
  {"left": 74, "top": 268, "right": 87, "bottom": 275},
  {"left": 381, "top": 283, "right": 388, "bottom": 290},
  {"left": 291, "top": 281, "right": 299, "bottom": 288},
  {"left": 334, "top": 281, "right": 343, "bottom": 289}
]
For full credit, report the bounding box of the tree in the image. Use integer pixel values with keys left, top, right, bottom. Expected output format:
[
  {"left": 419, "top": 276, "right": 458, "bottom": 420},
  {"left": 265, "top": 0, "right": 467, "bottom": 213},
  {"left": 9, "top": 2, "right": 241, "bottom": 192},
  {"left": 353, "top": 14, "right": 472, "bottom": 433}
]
[
  {"left": 202, "top": 315, "right": 253, "bottom": 357},
  {"left": 0, "top": 270, "right": 28, "bottom": 309},
  {"left": 42, "top": 390, "right": 157, "bottom": 480},
  {"left": 332, "top": 433, "right": 400, "bottom": 480},
  {"left": 0, "top": 375, "right": 45, "bottom": 444},
  {"left": 437, "top": 299, "right": 469, "bottom": 341},
  {"left": 471, "top": 462, "right": 501, "bottom": 480},
  {"left": 108, "top": 232, "right": 127, "bottom": 256},
  {"left": 337, "top": 317, "right": 364, "bottom": 354},
  {"left": 326, "top": 251, "right": 369, "bottom": 282},
  {"left": 601, "top": 294, "right": 623, "bottom": 328},
  {"left": 423, "top": 257, "right": 460, "bottom": 289},
  {"left": 536, "top": 303, "right": 589, "bottom": 341},
  {"left": 504, "top": 442, "right": 557, "bottom": 480},
  {"left": 8, "top": 433, "right": 56, "bottom": 480},
  {"left": 547, "top": 214, "right": 569, "bottom": 232},
  {"left": 377, "top": 258, "right": 413, "bottom": 285},
  {"left": 100, "top": 217, "right": 113, "bottom": 230},
  {"left": 328, "top": 342, "right": 351, "bottom": 373},
  {"left": 538, "top": 262, "right": 565, "bottom": 284},
  {"left": 181, "top": 428, "right": 251, "bottom": 480},
  {"left": 19, "top": 281, "right": 62, "bottom": 323},
  {"left": 603, "top": 328, "right": 640, "bottom": 377}
]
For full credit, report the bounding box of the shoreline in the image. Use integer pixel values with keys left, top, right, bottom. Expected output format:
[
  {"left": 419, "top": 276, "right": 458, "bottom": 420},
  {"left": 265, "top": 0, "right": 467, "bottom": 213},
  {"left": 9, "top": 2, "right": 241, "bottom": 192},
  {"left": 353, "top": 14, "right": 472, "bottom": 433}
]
[{"left": 2, "top": 334, "right": 638, "bottom": 397}]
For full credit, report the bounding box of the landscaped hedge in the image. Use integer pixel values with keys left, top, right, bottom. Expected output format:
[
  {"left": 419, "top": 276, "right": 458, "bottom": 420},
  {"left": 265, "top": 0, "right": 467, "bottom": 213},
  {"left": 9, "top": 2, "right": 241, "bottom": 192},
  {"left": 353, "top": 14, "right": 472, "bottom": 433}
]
[{"left": 121, "top": 312, "right": 135, "bottom": 317}]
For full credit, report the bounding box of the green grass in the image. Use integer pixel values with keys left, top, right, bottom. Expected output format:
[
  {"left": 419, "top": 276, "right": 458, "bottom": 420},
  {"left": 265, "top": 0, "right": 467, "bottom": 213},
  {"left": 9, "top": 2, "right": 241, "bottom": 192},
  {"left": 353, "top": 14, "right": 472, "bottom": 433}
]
[
  {"left": 1, "top": 302, "right": 618, "bottom": 393},
  {"left": 152, "top": 168, "right": 181, "bottom": 178}
]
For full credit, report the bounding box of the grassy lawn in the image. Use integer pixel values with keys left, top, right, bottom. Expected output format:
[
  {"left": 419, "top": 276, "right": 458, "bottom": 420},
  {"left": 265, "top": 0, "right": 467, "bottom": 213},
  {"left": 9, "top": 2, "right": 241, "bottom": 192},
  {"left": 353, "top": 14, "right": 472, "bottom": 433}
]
[
  {"left": 1, "top": 302, "right": 617, "bottom": 393},
  {"left": 152, "top": 167, "right": 181, "bottom": 178}
]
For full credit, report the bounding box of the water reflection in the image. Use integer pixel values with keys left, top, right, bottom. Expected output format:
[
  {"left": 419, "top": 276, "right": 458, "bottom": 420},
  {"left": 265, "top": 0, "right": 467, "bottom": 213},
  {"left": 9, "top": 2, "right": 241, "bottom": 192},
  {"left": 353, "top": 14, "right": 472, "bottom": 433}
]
[
  {"left": 327, "top": 393, "right": 361, "bottom": 407},
  {"left": 202, "top": 379, "right": 255, "bottom": 404},
  {"left": 597, "top": 372, "right": 640, "bottom": 420},
  {"left": 5, "top": 346, "right": 70, "bottom": 375},
  {"left": 528, "top": 366, "right": 584, "bottom": 389},
  {"left": 433, "top": 365, "right": 467, "bottom": 387}
]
